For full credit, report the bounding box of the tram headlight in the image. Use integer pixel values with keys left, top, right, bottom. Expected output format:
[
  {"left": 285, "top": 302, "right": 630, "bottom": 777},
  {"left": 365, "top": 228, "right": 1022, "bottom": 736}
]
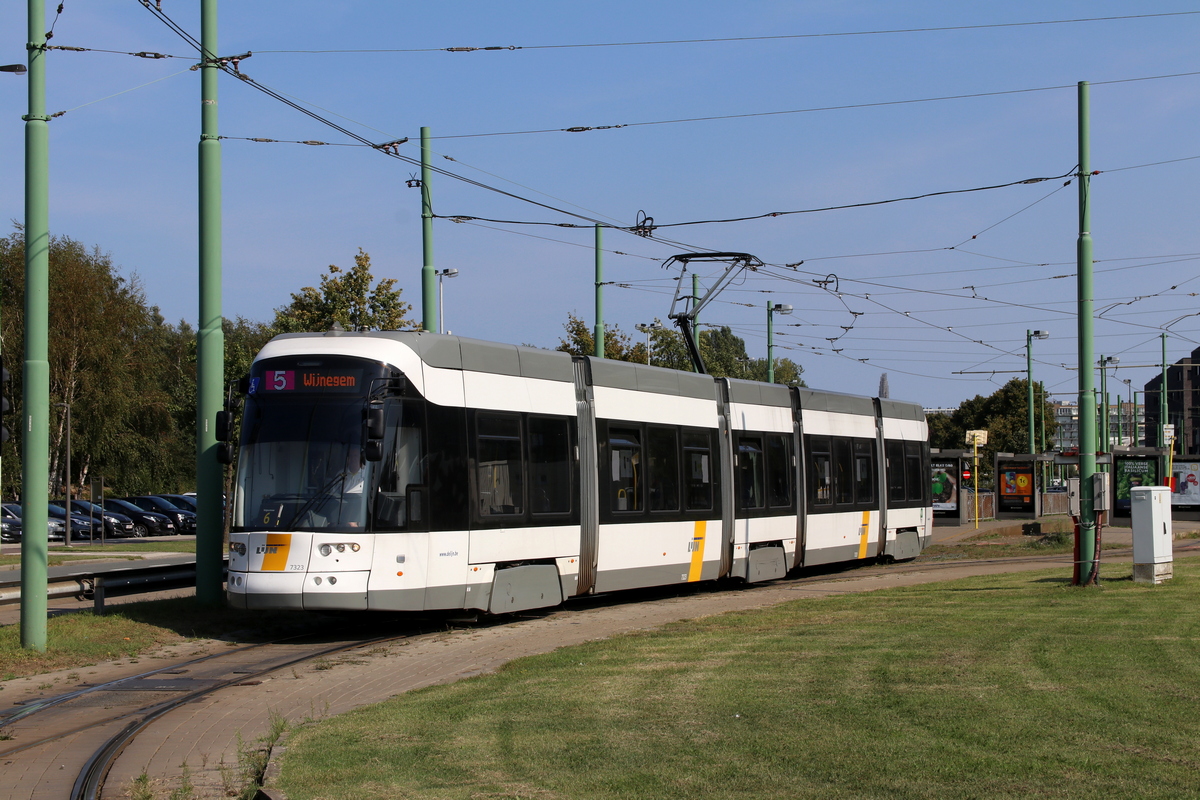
[
  {"left": 229, "top": 542, "right": 246, "bottom": 556},
  {"left": 318, "top": 542, "right": 361, "bottom": 557}
]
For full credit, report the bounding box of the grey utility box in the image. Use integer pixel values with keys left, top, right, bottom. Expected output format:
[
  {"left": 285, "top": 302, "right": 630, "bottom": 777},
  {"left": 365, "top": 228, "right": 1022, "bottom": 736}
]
[{"left": 1131, "top": 486, "right": 1172, "bottom": 584}]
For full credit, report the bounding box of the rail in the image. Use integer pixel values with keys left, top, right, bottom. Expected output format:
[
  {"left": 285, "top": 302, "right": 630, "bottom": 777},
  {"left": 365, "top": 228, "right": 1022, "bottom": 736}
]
[{"left": 0, "top": 560, "right": 223, "bottom": 614}]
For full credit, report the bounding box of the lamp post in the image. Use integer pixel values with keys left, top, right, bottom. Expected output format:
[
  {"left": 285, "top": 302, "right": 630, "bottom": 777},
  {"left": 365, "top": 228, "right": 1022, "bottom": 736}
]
[
  {"left": 1026, "top": 330, "right": 1048, "bottom": 456},
  {"left": 635, "top": 322, "right": 662, "bottom": 365},
  {"left": 437, "top": 268, "right": 458, "bottom": 334},
  {"left": 1098, "top": 356, "right": 1118, "bottom": 454},
  {"left": 767, "top": 301, "right": 793, "bottom": 383},
  {"left": 55, "top": 402, "right": 69, "bottom": 548}
]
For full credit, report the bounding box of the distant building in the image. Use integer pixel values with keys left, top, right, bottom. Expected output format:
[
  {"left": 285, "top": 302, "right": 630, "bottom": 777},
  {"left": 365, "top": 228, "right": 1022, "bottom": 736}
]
[
  {"left": 1050, "top": 399, "right": 1143, "bottom": 452},
  {"left": 1144, "top": 345, "right": 1200, "bottom": 455}
]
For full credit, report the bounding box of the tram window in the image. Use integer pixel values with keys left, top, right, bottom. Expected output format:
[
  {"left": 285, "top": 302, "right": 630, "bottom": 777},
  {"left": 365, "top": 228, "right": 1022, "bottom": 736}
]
[
  {"left": 808, "top": 437, "right": 832, "bottom": 507},
  {"left": 767, "top": 434, "right": 792, "bottom": 508},
  {"left": 886, "top": 441, "right": 906, "bottom": 503},
  {"left": 904, "top": 441, "right": 925, "bottom": 504},
  {"left": 529, "top": 416, "right": 571, "bottom": 515},
  {"left": 477, "top": 414, "right": 524, "bottom": 516},
  {"left": 374, "top": 403, "right": 426, "bottom": 531},
  {"left": 648, "top": 427, "right": 680, "bottom": 512},
  {"left": 609, "top": 427, "right": 642, "bottom": 512},
  {"left": 854, "top": 441, "right": 875, "bottom": 505},
  {"left": 834, "top": 438, "right": 854, "bottom": 505},
  {"left": 737, "top": 436, "right": 765, "bottom": 510},
  {"left": 683, "top": 431, "right": 713, "bottom": 511}
]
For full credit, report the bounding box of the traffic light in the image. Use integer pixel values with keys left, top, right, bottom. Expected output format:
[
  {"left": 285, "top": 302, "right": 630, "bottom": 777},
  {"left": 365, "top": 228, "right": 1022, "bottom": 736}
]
[{"left": 1, "top": 359, "right": 11, "bottom": 444}]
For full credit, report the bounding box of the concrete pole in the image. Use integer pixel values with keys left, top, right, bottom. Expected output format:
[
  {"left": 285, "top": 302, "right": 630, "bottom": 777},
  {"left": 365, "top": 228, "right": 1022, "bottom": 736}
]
[
  {"left": 691, "top": 274, "right": 701, "bottom": 361},
  {"left": 1161, "top": 333, "right": 1169, "bottom": 452},
  {"left": 1027, "top": 331, "right": 1035, "bottom": 455},
  {"left": 21, "top": 0, "right": 49, "bottom": 649},
  {"left": 195, "top": 0, "right": 225, "bottom": 604}
]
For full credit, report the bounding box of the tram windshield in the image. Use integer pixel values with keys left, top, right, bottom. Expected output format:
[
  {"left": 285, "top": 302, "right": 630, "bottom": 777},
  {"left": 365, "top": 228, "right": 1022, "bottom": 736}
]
[{"left": 232, "top": 356, "right": 421, "bottom": 533}]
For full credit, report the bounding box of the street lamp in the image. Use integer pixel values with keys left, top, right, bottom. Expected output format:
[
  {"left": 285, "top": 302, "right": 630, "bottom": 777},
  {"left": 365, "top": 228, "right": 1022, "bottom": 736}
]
[
  {"left": 1097, "top": 355, "right": 1118, "bottom": 453},
  {"left": 0, "top": 64, "right": 28, "bottom": 75},
  {"left": 767, "top": 302, "right": 793, "bottom": 383},
  {"left": 1026, "top": 330, "right": 1049, "bottom": 456},
  {"left": 437, "top": 268, "right": 458, "bottom": 334},
  {"left": 635, "top": 321, "right": 662, "bottom": 365}
]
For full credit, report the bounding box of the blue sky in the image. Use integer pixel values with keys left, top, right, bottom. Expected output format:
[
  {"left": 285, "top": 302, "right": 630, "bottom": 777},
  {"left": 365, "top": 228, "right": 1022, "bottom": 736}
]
[{"left": 2, "top": 1, "right": 1199, "bottom": 410}]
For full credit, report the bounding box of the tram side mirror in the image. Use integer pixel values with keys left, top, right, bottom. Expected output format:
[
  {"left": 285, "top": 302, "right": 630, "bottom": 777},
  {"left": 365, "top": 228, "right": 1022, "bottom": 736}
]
[
  {"left": 237, "top": 375, "right": 250, "bottom": 395},
  {"left": 365, "top": 404, "right": 385, "bottom": 440},
  {"left": 217, "top": 441, "right": 235, "bottom": 465},
  {"left": 215, "top": 410, "right": 233, "bottom": 442},
  {"left": 364, "top": 439, "right": 383, "bottom": 462}
]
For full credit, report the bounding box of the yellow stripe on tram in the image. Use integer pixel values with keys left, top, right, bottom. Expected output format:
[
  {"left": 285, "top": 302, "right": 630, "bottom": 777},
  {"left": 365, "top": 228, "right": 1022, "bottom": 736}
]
[
  {"left": 261, "top": 533, "right": 292, "bottom": 572},
  {"left": 687, "top": 520, "right": 707, "bottom": 582},
  {"left": 857, "top": 510, "right": 871, "bottom": 559}
]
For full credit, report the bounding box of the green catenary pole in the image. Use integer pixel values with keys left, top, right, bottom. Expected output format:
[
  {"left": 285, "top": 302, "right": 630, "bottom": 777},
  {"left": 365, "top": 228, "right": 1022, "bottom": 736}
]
[
  {"left": 1160, "top": 332, "right": 1168, "bottom": 452},
  {"left": 421, "top": 127, "right": 436, "bottom": 333},
  {"left": 20, "top": 0, "right": 49, "bottom": 649},
  {"left": 767, "top": 301, "right": 775, "bottom": 384},
  {"left": 691, "top": 274, "right": 701, "bottom": 361},
  {"left": 1026, "top": 331, "right": 1035, "bottom": 455},
  {"left": 594, "top": 224, "right": 603, "bottom": 357},
  {"left": 1075, "top": 81, "right": 1098, "bottom": 586},
  {"left": 195, "top": 0, "right": 224, "bottom": 604}
]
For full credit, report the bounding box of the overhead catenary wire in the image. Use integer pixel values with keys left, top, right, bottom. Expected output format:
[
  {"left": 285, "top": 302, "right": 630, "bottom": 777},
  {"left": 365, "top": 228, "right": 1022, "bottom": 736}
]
[{"left": 252, "top": 12, "right": 1200, "bottom": 55}]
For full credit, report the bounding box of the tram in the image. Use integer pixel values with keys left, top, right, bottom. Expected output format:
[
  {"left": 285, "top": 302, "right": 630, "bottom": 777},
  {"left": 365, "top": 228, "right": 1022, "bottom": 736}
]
[{"left": 226, "top": 330, "right": 931, "bottom": 613}]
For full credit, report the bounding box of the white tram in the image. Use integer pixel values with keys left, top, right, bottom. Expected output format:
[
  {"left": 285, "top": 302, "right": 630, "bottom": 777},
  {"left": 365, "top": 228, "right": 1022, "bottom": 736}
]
[{"left": 226, "top": 330, "right": 931, "bottom": 613}]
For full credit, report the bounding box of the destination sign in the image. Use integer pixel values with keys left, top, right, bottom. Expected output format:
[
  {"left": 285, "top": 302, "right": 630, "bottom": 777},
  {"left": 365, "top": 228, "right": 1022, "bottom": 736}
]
[{"left": 252, "top": 368, "right": 364, "bottom": 394}]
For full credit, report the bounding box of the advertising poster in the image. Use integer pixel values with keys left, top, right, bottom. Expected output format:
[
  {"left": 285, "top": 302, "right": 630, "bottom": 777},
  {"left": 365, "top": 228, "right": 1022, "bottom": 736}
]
[
  {"left": 998, "top": 465, "right": 1035, "bottom": 513},
  {"left": 1114, "top": 457, "right": 1157, "bottom": 511},
  {"left": 1171, "top": 461, "right": 1200, "bottom": 506},
  {"left": 931, "top": 460, "right": 957, "bottom": 511}
]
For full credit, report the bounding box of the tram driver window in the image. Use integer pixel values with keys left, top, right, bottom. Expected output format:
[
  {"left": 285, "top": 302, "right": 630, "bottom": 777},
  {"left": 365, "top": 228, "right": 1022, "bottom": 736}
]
[
  {"left": 609, "top": 427, "right": 642, "bottom": 512},
  {"left": 477, "top": 414, "right": 524, "bottom": 516},
  {"left": 374, "top": 403, "right": 426, "bottom": 531}
]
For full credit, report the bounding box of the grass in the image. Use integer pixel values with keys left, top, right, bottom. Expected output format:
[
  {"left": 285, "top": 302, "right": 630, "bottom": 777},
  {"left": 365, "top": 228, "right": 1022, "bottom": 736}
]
[
  {"left": 0, "top": 597, "right": 322, "bottom": 680},
  {"left": 278, "top": 558, "right": 1200, "bottom": 800},
  {"left": 0, "top": 554, "right": 139, "bottom": 568},
  {"left": 919, "top": 517, "right": 1128, "bottom": 560}
]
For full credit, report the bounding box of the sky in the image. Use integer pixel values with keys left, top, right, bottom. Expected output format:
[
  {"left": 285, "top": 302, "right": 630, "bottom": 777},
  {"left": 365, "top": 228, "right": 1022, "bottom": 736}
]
[{"left": 1, "top": 1, "right": 1199, "bottom": 411}]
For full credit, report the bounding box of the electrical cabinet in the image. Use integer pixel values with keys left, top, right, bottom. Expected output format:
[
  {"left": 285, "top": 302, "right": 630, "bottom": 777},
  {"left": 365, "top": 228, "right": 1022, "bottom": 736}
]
[{"left": 1131, "top": 486, "right": 1172, "bottom": 584}]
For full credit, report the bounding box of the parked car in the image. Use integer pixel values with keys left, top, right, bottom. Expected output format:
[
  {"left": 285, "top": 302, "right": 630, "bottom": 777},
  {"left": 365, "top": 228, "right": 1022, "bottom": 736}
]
[
  {"left": 104, "top": 501, "right": 177, "bottom": 537},
  {"left": 3, "top": 503, "right": 66, "bottom": 542},
  {"left": 61, "top": 499, "right": 137, "bottom": 538},
  {"left": 0, "top": 505, "right": 23, "bottom": 543},
  {"left": 47, "top": 504, "right": 99, "bottom": 540},
  {"left": 158, "top": 494, "right": 197, "bottom": 513},
  {"left": 124, "top": 496, "right": 197, "bottom": 534},
  {"left": 101, "top": 499, "right": 175, "bottom": 537}
]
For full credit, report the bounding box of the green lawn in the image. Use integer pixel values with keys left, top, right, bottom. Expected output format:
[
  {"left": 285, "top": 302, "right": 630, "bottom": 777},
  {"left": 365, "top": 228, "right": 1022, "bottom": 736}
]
[{"left": 279, "top": 558, "right": 1200, "bottom": 800}]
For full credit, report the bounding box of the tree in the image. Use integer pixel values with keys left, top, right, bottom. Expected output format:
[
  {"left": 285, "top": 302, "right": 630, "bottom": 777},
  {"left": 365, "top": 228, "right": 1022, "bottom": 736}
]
[
  {"left": 0, "top": 228, "right": 194, "bottom": 497},
  {"left": 556, "top": 313, "right": 647, "bottom": 363},
  {"left": 273, "top": 248, "right": 414, "bottom": 333},
  {"left": 929, "top": 378, "right": 1057, "bottom": 487},
  {"left": 555, "top": 314, "right": 805, "bottom": 386}
]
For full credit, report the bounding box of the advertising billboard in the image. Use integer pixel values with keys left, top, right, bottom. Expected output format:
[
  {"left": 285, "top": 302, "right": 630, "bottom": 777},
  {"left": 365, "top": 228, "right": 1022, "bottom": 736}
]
[
  {"left": 998, "top": 465, "right": 1035, "bottom": 513},
  {"left": 1114, "top": 456, "right": 1158, "bottom": 512},
  {"left": 1171, "top": 461, "right": 1200, "bottom": 506},
  {"left": 931, "top": 460, "right": 958, "bottom": 512}
]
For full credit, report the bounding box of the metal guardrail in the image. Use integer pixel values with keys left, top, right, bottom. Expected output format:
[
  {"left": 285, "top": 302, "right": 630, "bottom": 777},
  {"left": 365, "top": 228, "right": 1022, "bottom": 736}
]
[{"left": 0, "top": 561, "right": 216, "bottom": 614}]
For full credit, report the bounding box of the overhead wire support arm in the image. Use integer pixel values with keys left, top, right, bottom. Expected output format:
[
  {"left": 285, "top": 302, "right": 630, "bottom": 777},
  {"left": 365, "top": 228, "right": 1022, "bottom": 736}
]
[{"left": 663, "top": 252, "right": 764, "bottom": 374}]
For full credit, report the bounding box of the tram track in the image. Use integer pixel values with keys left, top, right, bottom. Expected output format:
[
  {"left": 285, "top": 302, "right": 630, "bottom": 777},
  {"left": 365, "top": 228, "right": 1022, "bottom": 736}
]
[
  {"left": 0, "top": 622, "right": 439, "bottom": 800},
  {"left": 4, "top": 541, "right": 1192, "bottom": 799}
]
